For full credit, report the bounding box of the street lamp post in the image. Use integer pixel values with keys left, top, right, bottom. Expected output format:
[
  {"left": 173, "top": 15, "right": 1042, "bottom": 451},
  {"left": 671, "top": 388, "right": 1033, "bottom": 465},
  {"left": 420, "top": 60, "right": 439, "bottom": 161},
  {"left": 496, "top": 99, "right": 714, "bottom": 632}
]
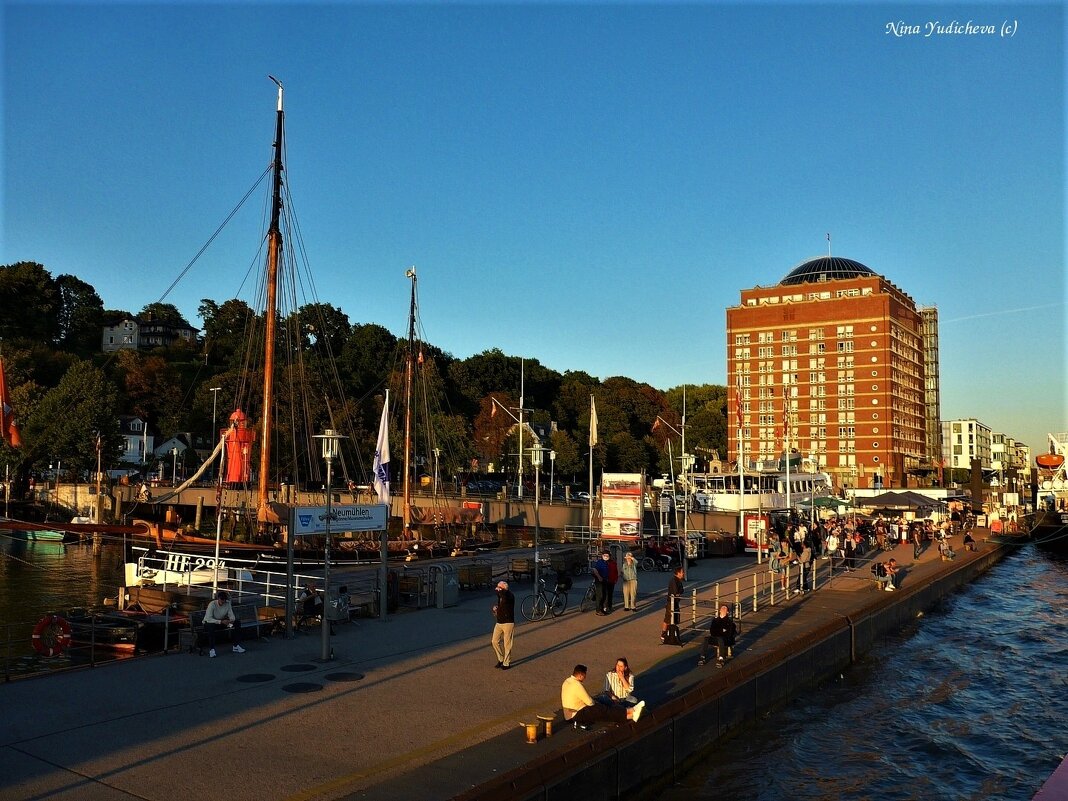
[
  {"left": 549, "top": 450, "right": 556, "bottom": 505},
  {"left": 210, "top": 387, "right": 222, "bottom": 479},
  {"left": 529, "top": 445, "right": 544, "bottom": 588},
  {"left": 314, "top": 429, "right": 345, "bottom": 662},
  {"left": 171, "top": 447, "right": 179, "bottom": 485}
]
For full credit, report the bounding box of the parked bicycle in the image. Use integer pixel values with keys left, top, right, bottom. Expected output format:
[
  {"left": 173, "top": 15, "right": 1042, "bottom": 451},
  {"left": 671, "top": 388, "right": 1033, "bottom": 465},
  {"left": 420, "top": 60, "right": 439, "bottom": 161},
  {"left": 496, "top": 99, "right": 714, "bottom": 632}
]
[
  {"left": 579, "top": 581, "right": 598, "bottom": 613},
  {"left": 520, "top": 575, "right": 571, "bottom": 621}
]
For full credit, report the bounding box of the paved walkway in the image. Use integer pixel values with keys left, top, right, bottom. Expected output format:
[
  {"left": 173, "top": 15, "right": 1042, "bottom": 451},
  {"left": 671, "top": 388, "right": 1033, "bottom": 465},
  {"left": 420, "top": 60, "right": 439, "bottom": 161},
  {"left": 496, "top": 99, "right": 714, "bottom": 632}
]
[{"left": 0, "top": 537, "right": 987, "bottom": 801}]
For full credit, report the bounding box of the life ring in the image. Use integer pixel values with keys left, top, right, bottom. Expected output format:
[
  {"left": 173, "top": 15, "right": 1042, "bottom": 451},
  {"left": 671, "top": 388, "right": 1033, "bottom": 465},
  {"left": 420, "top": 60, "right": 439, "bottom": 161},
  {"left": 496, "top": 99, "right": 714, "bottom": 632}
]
[{"left": 31, "top": 614, "right": 72, "bottom": 657}]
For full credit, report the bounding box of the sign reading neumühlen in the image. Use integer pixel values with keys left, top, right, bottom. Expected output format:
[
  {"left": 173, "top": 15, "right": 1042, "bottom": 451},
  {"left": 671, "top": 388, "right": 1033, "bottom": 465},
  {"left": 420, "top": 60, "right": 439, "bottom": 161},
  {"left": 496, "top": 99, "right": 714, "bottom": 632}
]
[{"left": 291, "top": 504, "right": 388, "bottom": 536}]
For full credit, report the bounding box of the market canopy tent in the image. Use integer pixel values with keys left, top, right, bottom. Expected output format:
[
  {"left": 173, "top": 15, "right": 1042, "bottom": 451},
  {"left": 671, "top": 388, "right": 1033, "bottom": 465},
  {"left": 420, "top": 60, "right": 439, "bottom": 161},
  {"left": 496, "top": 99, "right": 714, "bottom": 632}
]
[{"left": 860, "top": 491, "right": 942, "bottom": 512}]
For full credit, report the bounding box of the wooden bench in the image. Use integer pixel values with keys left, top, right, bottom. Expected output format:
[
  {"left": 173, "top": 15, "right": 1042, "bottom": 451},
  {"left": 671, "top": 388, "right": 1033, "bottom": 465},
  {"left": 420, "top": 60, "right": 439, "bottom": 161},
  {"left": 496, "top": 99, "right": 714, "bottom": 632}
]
[
  {"left": 180, "top": 603, "right": 274, "bottom": 654},
  {"left": 509, "top": 558, "right": 536, "bottom": 581}
]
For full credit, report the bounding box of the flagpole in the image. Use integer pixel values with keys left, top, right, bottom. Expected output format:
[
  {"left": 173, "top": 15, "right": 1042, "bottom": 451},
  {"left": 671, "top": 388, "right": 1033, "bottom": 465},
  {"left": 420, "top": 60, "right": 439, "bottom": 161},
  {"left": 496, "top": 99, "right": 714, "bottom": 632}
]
[
  {"left": 374, "top": 390, "right": 391, "bottom": 622},
  {"left": 518, "top": 358, "right": 524, "bottom": 501},
  {"left": 588, "top": 394, "right": 597, "bottom": 534}
]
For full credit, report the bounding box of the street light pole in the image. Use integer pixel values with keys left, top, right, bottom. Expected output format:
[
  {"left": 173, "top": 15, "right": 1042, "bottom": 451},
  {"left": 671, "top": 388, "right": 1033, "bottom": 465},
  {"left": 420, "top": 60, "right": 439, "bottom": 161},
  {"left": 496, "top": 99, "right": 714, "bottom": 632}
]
[
  {"left": 171, "top": 448, "right": 179, "bottom": 485},
  {"left": 314, "top": 429, "right": 345, "bottom": 662},
  {"left": 549, "top": 450, "right": 556, "bottom": 505},
  {"left": 529, "top": 445, "right": 544, "bottom": 588}
]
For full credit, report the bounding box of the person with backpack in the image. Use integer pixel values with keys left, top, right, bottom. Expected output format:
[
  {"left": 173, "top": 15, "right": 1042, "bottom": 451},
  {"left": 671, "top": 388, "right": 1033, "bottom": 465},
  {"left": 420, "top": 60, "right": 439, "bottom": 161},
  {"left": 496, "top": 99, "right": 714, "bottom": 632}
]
[
  {"left": 872, "top": 557, "right": 898, "bottom": 591},
  {"left": 661, "top": 566, "right": 684, "bottom": 644}
]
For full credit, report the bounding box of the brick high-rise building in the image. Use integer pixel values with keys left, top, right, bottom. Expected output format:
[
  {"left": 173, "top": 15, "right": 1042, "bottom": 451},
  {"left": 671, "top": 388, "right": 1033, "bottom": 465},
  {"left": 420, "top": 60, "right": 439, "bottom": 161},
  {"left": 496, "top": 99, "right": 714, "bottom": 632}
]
[{"left": 726, "top": 256, "right": 932, "bottom": 490}]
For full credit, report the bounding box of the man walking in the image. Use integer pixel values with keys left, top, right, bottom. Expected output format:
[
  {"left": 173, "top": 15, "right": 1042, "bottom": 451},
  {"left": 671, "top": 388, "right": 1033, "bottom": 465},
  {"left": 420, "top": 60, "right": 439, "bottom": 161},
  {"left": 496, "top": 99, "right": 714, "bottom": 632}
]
[{"left": 491, "top": 580, "right": 515, "bottom": 670}]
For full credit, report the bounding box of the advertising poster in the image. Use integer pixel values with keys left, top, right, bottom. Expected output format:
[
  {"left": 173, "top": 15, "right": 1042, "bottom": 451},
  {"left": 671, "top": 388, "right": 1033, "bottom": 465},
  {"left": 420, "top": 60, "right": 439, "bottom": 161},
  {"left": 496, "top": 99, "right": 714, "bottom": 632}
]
[{"left": 600, "top": 472, "right": 643, "bottom": 539}]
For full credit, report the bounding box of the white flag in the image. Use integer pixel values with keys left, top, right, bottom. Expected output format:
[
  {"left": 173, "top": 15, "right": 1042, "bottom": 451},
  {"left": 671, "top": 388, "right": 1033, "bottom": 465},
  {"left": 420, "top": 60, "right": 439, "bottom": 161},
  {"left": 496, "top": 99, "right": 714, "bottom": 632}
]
[
  {"left": 589, "top": 396, "right": 598, "bottom": 448},
  {"left": 372, "top": 390, "right": 391, "bottom": 505}
]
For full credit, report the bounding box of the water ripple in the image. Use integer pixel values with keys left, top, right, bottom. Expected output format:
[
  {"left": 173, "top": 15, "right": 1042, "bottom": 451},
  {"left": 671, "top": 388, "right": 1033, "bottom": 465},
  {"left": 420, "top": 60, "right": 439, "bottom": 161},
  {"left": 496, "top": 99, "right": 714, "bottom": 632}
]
[{"left": 661, "top": 547, "right": 1067, "bottom": 801}]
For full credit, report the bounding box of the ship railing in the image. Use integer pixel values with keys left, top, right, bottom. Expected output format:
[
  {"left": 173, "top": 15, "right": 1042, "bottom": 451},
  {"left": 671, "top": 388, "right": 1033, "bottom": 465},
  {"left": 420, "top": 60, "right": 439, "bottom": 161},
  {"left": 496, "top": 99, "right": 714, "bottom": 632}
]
[
  {"left": 678, "top": 548, "right": 888, "bottom": 632},
  {"left": 132, "top": 548, "right": 379, "bottom": 613}
]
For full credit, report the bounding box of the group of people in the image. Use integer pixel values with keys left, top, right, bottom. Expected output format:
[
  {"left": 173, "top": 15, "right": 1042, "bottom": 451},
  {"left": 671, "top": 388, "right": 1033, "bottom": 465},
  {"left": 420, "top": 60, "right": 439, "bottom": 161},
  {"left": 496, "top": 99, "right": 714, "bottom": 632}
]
[
  {"left": 561, "top": 659, "right": 646, "bottom": 728},
  {"left": 591, "top": 549, "right": 640, "bottom": 614}
]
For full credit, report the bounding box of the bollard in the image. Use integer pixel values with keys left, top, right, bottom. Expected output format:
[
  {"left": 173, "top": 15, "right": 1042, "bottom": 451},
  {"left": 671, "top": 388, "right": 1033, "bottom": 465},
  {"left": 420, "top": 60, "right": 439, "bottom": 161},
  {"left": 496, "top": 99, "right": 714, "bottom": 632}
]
[
  {"left": 538, "top": 715, "right": 554, "bottom": 737},
  {"left": 523, "top": 721, "right": 539, "bottom": 744}
]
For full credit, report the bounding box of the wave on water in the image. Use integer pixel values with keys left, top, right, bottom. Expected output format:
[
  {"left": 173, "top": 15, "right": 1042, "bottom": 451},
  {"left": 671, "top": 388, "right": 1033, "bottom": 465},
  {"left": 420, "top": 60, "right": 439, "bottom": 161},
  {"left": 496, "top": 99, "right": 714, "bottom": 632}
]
[{"left": 660, "top": 547, "right": 1068, "bottom": 801}]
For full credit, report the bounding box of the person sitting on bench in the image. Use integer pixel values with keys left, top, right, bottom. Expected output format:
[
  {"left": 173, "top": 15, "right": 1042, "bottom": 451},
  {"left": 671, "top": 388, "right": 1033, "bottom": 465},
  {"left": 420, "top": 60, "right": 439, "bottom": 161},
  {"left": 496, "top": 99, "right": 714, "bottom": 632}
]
[
  {"left": 296, "top": 582, "right": 323, "bottom": 629},
  {"left": 203, "top": 590, "right": 244, "bottom": 658},
  {"left": 562, "top": 665, "right": 644, "bottom": 729}
]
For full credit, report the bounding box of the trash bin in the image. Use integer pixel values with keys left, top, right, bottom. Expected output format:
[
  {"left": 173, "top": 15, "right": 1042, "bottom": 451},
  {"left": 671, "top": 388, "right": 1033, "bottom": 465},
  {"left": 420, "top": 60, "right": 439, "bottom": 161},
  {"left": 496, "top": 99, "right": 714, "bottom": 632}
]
[{"left": 433, "top": 564, "right": 459, "bottom": 609}]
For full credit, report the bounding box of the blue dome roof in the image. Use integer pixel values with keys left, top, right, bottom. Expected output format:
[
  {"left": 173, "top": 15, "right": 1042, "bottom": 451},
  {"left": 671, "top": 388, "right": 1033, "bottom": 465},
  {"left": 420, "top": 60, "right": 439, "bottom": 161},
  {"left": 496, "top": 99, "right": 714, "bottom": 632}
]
[{"left": 780, "top": 256, "right": 876, "bottom": 285}]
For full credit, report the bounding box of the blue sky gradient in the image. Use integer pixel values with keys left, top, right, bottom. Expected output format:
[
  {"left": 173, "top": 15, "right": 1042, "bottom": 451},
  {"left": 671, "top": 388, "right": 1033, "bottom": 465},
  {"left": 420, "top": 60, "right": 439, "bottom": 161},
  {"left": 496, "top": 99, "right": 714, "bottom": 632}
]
[{"left": 2, "top": 2, "right": 1064, "bottom": 452}]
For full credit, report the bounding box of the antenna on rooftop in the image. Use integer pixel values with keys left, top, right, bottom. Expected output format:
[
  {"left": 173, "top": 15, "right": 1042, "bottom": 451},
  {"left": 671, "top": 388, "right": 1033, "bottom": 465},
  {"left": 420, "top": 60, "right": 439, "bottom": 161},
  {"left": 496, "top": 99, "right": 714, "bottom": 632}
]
[{"left": 826, "top": 232, "right": 832, "bottom": 258}]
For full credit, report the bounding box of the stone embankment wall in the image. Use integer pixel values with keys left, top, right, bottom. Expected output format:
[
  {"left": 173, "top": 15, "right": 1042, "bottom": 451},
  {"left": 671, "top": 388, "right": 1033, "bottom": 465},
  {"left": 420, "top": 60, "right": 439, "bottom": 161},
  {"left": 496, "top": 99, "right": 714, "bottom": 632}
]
[{"left": 455, "top": 544, "right": 1009, "bottom": 801}]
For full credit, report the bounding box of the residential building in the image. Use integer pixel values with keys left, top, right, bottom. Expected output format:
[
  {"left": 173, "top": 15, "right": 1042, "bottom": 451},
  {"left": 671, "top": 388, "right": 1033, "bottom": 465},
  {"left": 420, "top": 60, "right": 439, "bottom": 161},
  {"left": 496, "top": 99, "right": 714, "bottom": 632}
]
[
  {"left": 726, "top": 255, "right": 930, "bottom": 490},
  {"left": 118, "top": 415, "right": 155, "bottom": 466},
  {"left": 941, "top": 418, "right": 992, "bottom": 471},
  {"left": 102, "top": 316, "right": 198, "bottom": 352}
]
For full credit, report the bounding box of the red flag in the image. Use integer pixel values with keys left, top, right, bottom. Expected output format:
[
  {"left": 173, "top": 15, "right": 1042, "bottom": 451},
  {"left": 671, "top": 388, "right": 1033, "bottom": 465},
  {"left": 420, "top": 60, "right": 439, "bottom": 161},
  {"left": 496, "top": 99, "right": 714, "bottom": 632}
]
[{"left": 0, "top": 357, "right": 22, "bottom": 448}]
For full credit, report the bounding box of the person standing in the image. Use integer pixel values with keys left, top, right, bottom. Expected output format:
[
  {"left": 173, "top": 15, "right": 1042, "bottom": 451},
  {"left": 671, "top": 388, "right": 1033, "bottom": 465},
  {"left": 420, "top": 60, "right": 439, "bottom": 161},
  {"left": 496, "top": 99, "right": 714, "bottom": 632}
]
[
  {"left": 911, "top": 523, "right": 923, "bottom": 560},
  {"left": 203, "top": 590, "right": 244, "bottom": 658},
  {"left": 661, "top": 565, "right": 684, "bottom": 643},
  {"left": 601, "top": 551, "right": 619, "bottom": 614},
  {"left": 794, "top": 539, "right": 813, "bottom": 596},
  {"left": 621, "top": 552, "right": 639, "bottom": 611},
  {"left": 592, "top": 551, "right": 615, "bottom": 615},
  {"left": 491, "top": 580, "right": 515, "bottom": 670}
]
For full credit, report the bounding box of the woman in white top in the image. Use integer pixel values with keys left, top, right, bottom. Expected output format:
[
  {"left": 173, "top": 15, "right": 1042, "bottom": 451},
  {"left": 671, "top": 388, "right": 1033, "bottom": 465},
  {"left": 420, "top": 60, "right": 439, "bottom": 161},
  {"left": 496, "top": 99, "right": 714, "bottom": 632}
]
[{"left": 604, "top": 657, "right": 638, "bottom": 706}]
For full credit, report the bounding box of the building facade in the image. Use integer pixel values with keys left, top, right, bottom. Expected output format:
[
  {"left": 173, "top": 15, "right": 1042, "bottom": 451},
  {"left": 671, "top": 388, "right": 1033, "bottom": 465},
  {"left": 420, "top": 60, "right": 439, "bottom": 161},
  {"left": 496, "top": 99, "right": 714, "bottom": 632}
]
[
  {"left": 726, "top": 256, "right": 930, "bottom": 490},
  {"left": 941, "top": 418, "right": 992, "bottom": 471},
  {"left": 102, "top": 317, "right": 198, "bottom": 352}
]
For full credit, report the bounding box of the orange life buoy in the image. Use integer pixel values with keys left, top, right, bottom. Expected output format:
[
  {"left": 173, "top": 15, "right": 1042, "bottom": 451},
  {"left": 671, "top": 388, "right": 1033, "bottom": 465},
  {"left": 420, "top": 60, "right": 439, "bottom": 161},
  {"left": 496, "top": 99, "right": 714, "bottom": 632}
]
[{"left": 31, "top": 614, "right": 72, "bottom": 657}]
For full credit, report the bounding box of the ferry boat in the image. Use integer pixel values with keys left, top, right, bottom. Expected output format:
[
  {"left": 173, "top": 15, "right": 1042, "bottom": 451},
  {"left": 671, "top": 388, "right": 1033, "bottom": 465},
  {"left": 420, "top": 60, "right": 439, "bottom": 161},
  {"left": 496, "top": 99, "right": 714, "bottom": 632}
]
[
  {"left": 1028, "top": 433, "right": 1068, "bottom": 553},
  {"left": 686, "top": 469, "right": 835, "bottom": 513}
]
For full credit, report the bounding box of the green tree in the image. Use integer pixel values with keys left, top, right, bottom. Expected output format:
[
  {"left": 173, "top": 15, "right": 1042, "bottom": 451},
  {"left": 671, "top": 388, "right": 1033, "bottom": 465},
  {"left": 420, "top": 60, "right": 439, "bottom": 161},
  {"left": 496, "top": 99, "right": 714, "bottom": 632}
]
[
  {"left": 198, "top": 298, "right": 257, "bottom": 367},
  {"left": 20, "top": 360, "right": 122, "bottom": 475},
  {"left": 55, "top": 274, "right": 105, "bottom": 355},
  {"left": 140, "top": 302, "right": 191, "bottom": 327},
  {"left": 0, "top": 261, "right": 60, "bottom": 344}
]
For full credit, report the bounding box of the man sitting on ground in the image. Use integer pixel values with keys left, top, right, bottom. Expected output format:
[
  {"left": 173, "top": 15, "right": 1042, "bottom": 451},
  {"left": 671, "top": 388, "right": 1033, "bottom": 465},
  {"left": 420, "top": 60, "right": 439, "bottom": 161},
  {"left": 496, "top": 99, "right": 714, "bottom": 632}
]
[{"left": 561, "top": 664, "right": 645, "bottom": 729}]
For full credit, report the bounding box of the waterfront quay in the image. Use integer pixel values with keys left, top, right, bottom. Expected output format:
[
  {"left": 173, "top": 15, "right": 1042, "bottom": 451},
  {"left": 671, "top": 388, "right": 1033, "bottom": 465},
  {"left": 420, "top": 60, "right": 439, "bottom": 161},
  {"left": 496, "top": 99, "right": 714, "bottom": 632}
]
[{"left": 0, "top": 534, "right": 1009, "bottom": 801}]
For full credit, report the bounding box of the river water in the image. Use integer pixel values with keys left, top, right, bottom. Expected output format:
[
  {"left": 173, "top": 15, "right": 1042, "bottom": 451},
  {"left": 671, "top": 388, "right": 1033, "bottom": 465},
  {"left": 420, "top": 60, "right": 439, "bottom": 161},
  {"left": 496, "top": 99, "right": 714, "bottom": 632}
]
[{"left": 661, "top": 545, "right": 1067, "bottom": 801}]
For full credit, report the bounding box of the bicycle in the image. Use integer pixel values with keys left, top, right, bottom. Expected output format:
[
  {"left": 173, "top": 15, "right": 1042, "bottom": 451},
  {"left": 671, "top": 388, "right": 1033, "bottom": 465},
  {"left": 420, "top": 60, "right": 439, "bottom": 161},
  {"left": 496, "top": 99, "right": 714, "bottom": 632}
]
[
  {"left": 579, "top": 581, "right": 598, "bottom": 613},
  {"left": 520, "top": 577, "right": 568, "bottom": 621}
]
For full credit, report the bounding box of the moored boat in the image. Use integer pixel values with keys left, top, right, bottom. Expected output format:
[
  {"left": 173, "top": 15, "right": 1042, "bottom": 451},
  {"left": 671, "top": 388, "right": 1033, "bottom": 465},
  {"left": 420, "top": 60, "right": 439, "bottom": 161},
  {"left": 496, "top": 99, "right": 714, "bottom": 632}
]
[{"left": 1028, "top": 433, "right": 1068, "bottom": 553}]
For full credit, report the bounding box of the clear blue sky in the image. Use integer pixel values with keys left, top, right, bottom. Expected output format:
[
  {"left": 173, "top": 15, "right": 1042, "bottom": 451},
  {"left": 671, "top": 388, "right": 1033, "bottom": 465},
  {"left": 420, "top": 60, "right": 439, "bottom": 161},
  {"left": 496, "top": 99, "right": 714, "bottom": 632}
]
[{"left": 2, "top": 2, "right": 1064, "bottom": 453}]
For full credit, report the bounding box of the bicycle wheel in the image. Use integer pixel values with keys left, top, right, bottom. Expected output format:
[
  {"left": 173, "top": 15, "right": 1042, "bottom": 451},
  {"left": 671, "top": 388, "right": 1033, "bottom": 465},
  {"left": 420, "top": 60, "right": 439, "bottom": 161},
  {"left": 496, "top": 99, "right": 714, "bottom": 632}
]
[
  {"left": 550, "top": 591, "right": 567, "bottom": 617},
  {"left": 579, "top": 584, "right": 597, "bottom": 613},
  {"left": 521, "top": 593, "right": 547, "bottom": 621}
]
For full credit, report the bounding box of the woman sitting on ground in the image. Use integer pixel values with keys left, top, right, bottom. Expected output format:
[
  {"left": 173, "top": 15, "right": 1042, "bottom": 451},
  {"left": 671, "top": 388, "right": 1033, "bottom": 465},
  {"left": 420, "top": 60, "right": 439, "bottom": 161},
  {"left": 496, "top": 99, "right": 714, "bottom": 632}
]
[{"left": 603, "top": 657, "right": 638, "bottom": 706}]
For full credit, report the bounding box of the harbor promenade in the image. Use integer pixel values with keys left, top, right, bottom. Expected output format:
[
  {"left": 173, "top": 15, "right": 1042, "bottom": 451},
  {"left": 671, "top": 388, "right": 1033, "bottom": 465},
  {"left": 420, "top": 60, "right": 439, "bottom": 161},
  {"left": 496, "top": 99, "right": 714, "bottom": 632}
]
[{"left": 0, "top": 534, "right": 1005, "bottom": 801}]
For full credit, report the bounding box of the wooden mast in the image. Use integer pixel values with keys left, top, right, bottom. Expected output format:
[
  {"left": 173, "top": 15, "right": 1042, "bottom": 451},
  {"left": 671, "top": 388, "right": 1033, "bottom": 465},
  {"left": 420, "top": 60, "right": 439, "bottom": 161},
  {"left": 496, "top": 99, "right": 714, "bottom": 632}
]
[
  {"left": 257, "top": 77, "right": 284, "bottom": 523},
  {"left": 402, "top": 267, "right": 417, "bottom": 539}
]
